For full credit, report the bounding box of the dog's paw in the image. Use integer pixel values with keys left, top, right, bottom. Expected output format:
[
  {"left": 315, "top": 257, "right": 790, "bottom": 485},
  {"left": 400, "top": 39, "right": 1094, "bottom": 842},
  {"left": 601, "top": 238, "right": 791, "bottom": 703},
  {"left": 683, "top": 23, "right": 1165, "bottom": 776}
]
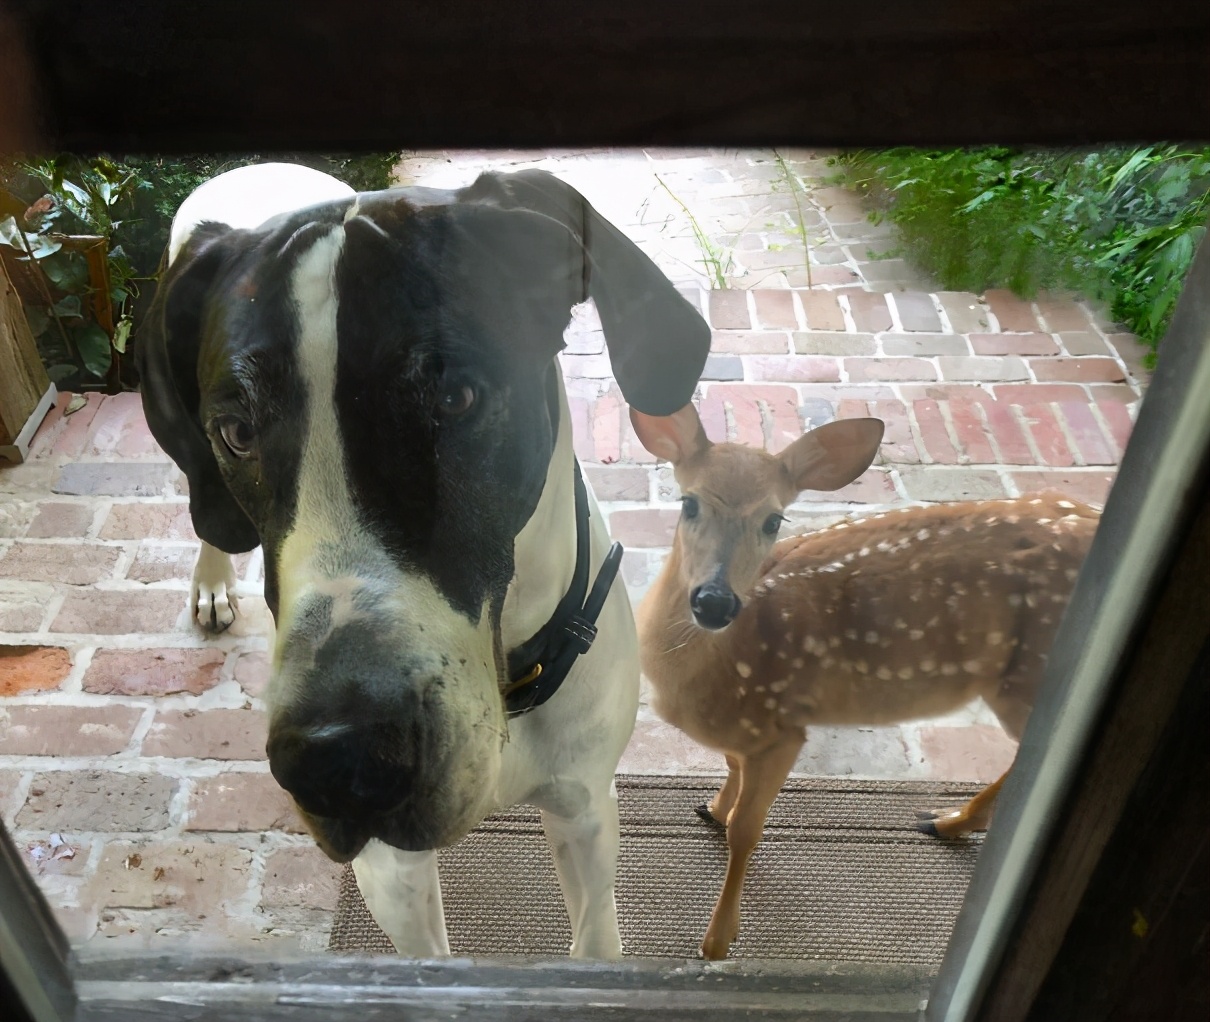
[
  {"left": 193, "top": 578, "right": 238, "bottom": 632},
  {"left": 191, "top": 543, "right": 239, "bottom": 633}
]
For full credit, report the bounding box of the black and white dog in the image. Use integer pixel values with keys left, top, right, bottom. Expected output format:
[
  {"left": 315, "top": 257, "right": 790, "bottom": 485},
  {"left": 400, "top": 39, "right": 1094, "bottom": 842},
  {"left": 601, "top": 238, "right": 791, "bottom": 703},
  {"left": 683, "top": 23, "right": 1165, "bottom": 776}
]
[{"left": 138, "top": 163, "right": 709, "bottom": 957}]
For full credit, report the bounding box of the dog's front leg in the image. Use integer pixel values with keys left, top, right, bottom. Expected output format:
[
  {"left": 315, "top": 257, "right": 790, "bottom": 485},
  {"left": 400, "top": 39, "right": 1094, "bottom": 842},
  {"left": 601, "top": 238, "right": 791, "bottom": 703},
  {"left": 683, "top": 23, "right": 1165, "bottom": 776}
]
[
  {"left": 352, "top": 838, "right": 450, "bottom": 957},
  {"left": 538, "top": 782, "right": 624, "bottom": 959},
  {"left": 191, "top": 541, "right": 239, "bottom": 632}
]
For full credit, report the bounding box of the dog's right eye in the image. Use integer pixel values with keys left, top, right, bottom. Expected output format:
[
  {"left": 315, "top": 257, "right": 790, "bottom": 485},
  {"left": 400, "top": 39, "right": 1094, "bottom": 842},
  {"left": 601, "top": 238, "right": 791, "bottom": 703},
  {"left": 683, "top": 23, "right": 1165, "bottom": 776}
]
[
  {"left": 681, "top": 496, "right": 700, "bottom": 520},
  {"left": 217, "top": 416, "right": 256, "bottom": 459}
]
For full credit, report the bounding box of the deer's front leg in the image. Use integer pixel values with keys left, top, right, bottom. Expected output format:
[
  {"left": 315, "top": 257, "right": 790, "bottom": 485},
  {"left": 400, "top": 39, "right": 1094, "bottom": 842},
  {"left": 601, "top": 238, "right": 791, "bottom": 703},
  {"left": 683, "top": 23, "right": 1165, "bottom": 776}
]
[
  {"left": 701, "top": 740, "right": 801, "bottom": 960},
  {"left": 696, "top": 753, "right": 740, "bottom": 829}
]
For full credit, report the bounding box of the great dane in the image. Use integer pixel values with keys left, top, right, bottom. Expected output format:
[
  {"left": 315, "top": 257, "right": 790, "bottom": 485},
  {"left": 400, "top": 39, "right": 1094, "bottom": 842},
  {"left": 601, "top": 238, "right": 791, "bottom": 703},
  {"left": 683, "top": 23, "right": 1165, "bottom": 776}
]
[{"left": 137, "top": 162, "right": 710, "bottom": 957}]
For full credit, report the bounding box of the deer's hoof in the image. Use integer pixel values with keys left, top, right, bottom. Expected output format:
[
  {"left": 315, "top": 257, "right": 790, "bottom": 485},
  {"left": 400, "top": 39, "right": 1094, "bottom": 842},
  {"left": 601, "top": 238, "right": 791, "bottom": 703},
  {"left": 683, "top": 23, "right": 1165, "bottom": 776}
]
[{"left": 694, "top": 804, "right": 726, "bottom": 830}]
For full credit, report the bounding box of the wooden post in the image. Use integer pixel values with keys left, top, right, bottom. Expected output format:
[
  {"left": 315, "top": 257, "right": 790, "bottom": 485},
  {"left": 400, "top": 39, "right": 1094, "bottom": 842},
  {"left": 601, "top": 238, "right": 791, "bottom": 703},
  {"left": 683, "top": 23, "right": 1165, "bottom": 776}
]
[{"left": 0, "top": 257, "right": 56, "bottom": 463}]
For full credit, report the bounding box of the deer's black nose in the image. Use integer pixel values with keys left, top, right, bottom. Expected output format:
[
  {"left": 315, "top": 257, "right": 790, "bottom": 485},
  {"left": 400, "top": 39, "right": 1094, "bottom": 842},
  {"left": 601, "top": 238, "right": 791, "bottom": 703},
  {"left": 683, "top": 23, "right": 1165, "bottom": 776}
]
[{"left": 690, "top": 584, "right": 743, "bottom": 630}]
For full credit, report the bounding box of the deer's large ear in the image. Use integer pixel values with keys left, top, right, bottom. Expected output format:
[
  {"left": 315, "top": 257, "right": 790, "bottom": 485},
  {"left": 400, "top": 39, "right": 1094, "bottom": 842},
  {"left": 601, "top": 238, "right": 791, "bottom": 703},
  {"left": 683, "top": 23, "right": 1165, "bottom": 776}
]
[
  {"left": 136, "top": 223, "right": 261, "bottom": 554},
  {"left": 629, "top": 403, "right": 710, "bottom": 465},
  {"left": 456, "top": 170, "right": 711, "bottom": 415},
  {"left": 779, "top": 418, "right": 884, "bottom": 493}
]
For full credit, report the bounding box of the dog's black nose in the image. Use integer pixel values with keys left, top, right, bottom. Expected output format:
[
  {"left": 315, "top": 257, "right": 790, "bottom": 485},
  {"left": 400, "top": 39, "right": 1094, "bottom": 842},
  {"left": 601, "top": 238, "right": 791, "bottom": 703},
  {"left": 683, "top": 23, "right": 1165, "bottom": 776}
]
[
  {"left": 689, "top": 584, "right": 742, "bottom": 630},
  {"left": 267, "top": 721, "right": 408, "bottom": 820}
]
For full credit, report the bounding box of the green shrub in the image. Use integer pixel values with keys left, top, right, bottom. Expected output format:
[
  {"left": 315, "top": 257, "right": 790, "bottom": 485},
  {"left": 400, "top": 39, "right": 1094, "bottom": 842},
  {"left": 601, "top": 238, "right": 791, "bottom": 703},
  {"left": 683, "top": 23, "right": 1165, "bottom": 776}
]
[{"left": 836, "top": 146, "right": 1210, "bottom": 359}]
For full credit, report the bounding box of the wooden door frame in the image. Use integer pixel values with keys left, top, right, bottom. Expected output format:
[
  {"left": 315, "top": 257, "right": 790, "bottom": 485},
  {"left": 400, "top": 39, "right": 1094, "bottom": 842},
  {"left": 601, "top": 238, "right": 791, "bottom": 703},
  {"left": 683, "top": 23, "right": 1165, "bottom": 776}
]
[{"left": 2, "top": 3, "right": 1209, "bottom": 1018}]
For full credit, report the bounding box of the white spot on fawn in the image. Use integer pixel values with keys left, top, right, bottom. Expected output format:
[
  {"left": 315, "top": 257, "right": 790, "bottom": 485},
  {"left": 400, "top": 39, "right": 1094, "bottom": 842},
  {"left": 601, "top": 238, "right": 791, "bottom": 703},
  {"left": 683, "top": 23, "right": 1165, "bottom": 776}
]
[
  {"left": 736, "top": 661, "right": 752, "bottom": 678},
  {"left": 1057, "top": 500, "right": 1075, "bottom": 509}
]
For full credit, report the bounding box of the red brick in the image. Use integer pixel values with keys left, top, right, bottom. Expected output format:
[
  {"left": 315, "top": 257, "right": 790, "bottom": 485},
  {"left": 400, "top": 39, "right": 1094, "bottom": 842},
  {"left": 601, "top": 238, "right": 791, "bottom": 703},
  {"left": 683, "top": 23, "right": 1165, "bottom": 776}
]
[
  {"left": 898, "top": 467, "right": 1008, "bottom": 502},
  {"left": 911, "top": 400, "right": 959, "bottom": 464},
  {"left": 22, "top": 836, "right": 94, "bottom": 876},
  {"left": 0, "top": 705, "right": 143, "bottom": 756},
  {"left": 870, "top": 399, "right": 919, "bottom": 465},
  {"left": 799, "top": 290, "right": 845, "bottom": 331},
  {"left": 29, "top": 391, "right": 103, "bottom": 460},
  {"left": 1036, "top": 295, "right": 1093, "bottom": 332},
  {"left": 793, "top": 332, "right": 876, "bottom": 356},
  {"left": 53, "top": 462, "right": 174, "bottom": 497},
  {"left": 142, "top": 708, "right": 268, "bottom": 761},
  {"left": 882, "top": 334, "right": 967, "bottom": 356},
  {"left": 606, "top": 508, "right": 679, "bottom": 548},
  {"left": 1096, "top": 400, "right": 1135, "bottom": 459},
  {"left": 746, "top": 356, "right": 840, "bottom": 383},
  {"left": 591, "top": 386, "right": 624, "bottom": 464},
  {"left": 86, "top": 393, "right": 161, "bottom": 457},
  {"left": 1017, "top": 403, "right": 1076, "bottom": 467},
  {"left": 845, "top": 358, "right": 937, "bottom": 383},
  {"left": 1088, "top": 384, "right": 1143, "bottom": 405},
  {"left": 186, "top": 772, "right": 304, "bottom": 832},
  {"left": 0, "top": 768, "right": 22, "bottom": 818},
  {"left": 711, "top": 330, "right": 788, "bottom": 354},
  {"left": 981, "top": 400, "right": 1035, "bottom": 465},
  {"left": 844, "top": 290, "right": 892, "bottom": 332},
  {"left": 919, "top": 725, "right": 1017, "bottom": 783},
  {"left": 752, "top": 290, "right": 797, "bottom": 329},
  {"left": 984, "top": 289, "right": 1040, "bottom": 331},
  {"left": 800, "top": 467, "right": 897, "bottom": 504},
  {"left": 584, "top": 465, "right": 650, "bottom": 502},
  {"left": 1057, "top": 402, "right": 1115, "bottom": 466},
  {"left": 90, "top": 840, "right": 253, "bottom": 915},
  {"left": 708, "top": 289, "right": 751, "bottom": 329},
  {"left": 1058, "top": 331, "right": 1111, "bottom": 356},
  {"left": 937, "top": 356, "right": 1029, "bottom": 382},
  {"left": 937, "top": 292, "right": 990, "bottom": 333},
  {"left": 51, "top": 589, "right": 185, "bottom": 634},
  {"left": 99, "top": 503, "right": 196, "bottom": 541},
  {"left": 890, "top": 292, "right": 942, "bottom": 332},
  {"left": 970, "top": 333, "right": 1059, "bottom": 356},
  {"left": 698, "top": 384, "right": 802, "bottom": 451},
  {"left": 18, "top": 771, "right": 176, "bottom": 831},
  {"left": 0, "top": 645, "right": 73, "bottom": 696},
  {"left": 1030, "top": 358, "right": 1126, "bottom": 384},
  {"left": 262, "top": 846, "right": 342, "bottom": 911},
  {"left": 0, "top": 587, "right": 47, "bottom": 632},
  {"left": 83, "top": 648, "right": 227, "bottom": 697},
  {"left": 1011, "top": 471, "right": 1115, "bottom": 507},
  {"left": 233, "top": 650, "right": 271, "bottom": 698},
  {"left": 789, "top": 266, "right": 859, "bottom": 287},
  {"left": 126, "top": 543, "right": 198, "bottom": 583},
  {"left": 701, "top": 355, "right": 743, "bottom": 381},
  {"left": 948, "top": 400, "right": 997, "bottom": 465},
  {"left": 620, "top": 415, "right": 657, "bottom": 464},
  {"left": 1105, "top": 332, "right": 1152, "bottom": 382},
  {"left": 25, "top": 503, "right": 95, "bottom": 539},
  {"left": 994, "top": 384, "right": 1089, "bottom": 405},
  {"left": 0, "top": 542, "right": 121, "bottom": 585}
]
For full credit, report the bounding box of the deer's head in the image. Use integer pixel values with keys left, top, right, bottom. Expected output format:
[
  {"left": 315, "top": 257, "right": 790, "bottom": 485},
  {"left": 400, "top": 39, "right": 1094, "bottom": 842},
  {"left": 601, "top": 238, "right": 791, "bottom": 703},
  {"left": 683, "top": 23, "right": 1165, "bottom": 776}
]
[{"left": 631, "top": 404, "right": 883, "bottom": 630}]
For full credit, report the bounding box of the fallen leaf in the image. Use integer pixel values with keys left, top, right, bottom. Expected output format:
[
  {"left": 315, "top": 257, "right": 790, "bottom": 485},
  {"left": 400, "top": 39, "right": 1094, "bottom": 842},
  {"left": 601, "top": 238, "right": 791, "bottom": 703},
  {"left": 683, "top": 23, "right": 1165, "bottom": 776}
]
[
  {"left": 124, "top": 853, "right": 143, "bottom": 870},
  {"left": 152, "top": 867, "right": 166, "bottom": 881},
  {"left": 65, "top": 394, "right": 87, "bottom": 415}
]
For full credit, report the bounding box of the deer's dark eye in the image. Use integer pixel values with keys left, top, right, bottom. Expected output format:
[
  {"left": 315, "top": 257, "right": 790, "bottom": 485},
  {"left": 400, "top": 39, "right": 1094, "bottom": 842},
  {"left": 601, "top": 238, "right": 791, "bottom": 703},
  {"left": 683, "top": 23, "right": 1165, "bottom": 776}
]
[
  {"left": 763, "top": 513, "right": 787, "bottom": 537},
  {"left": 437, "top": 384, "right": 476, "bottom": 417},
  {"left": 217, "top": 416, "right": 256, "bottom": 459},
  {"left": 681, "top": 496, "right": 700, "bottom": 520}
]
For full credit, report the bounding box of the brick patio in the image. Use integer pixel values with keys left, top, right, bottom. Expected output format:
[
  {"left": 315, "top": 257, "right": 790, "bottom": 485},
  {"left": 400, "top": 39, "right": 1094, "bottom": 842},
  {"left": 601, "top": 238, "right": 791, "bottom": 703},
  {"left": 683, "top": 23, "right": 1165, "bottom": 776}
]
[{"left": 0, "top": 148, "right": 1149, "bottom": 951}]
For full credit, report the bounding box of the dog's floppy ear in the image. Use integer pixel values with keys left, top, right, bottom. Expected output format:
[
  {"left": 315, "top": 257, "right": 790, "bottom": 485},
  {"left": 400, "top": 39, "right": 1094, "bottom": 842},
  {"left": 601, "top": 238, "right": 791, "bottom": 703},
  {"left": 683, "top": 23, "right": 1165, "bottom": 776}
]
[
  {"left": 136, "top": 224, "right": 260, "bottom": 554},
  {"left": 458, "top": 170, "right": 711, "bottom": 415}
]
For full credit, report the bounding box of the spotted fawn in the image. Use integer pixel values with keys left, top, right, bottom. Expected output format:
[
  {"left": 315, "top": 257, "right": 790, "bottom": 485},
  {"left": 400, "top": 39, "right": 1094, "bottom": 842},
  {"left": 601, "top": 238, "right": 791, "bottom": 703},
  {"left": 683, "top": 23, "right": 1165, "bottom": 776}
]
[{"left": 630, "top": 401, "right": 1099, "bottom": 960}]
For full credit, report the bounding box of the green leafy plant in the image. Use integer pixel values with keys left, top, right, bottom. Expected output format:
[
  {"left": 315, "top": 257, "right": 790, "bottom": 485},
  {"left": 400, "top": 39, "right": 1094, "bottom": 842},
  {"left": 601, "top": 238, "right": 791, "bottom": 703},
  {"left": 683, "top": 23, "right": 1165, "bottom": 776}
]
[
  {"left": 836, "top": 145, "right": 1210, "bottom": 359},
  {"left": 1, "top": 152, "right": 402, "bottom": 390}
]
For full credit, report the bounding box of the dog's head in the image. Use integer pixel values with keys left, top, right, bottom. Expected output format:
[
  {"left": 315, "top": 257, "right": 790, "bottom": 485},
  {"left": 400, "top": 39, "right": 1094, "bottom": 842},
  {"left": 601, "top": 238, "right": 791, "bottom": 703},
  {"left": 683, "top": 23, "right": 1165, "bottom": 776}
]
[{"left": 138, "top": 169, "right": 709, "bottom": 861}]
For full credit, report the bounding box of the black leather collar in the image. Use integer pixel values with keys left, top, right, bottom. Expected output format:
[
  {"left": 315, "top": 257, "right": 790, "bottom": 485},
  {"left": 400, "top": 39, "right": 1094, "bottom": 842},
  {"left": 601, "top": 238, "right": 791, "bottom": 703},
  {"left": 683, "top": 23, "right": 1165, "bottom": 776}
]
[{"left": 503, "top": 459, "right": 623, "bottom": 717}]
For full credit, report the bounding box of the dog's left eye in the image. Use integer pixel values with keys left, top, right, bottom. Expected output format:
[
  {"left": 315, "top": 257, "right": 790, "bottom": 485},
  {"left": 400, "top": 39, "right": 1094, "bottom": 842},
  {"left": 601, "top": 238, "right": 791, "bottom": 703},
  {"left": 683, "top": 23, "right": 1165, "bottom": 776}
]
[
  {"left": 437, "top": 384, "right": 476, "bottom": 417},
  {"left": 217, "top": 416, "right": 256, "bottom": 459}
]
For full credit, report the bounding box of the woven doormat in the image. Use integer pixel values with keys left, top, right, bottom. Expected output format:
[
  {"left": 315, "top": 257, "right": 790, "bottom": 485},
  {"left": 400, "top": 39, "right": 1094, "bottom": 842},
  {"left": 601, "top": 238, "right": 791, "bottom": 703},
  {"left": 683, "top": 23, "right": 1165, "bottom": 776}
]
[{"left": 329, "top": 774, "right": 984, "bottom": 965}]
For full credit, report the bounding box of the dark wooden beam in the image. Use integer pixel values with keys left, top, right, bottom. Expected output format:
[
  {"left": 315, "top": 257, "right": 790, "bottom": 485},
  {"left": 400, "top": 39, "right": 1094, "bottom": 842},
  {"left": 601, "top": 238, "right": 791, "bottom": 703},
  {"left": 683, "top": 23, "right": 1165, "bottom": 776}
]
[{"left": 4, "top": 0, "right": 1210, "bottom": 153}]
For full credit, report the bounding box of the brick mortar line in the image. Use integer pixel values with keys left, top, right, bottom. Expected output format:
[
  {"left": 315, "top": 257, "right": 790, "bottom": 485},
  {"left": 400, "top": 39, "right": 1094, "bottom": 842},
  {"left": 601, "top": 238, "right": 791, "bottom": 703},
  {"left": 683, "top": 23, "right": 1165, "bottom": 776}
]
[
  {"left": 1049, "top": 400, "right": 1091, "bottom": 468},
  {"left": 1087, "top": 401, "right": 1127, "bottom": 460},
  {"left": 0, "top": 756, "right": 276, "bottom": 775}
]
